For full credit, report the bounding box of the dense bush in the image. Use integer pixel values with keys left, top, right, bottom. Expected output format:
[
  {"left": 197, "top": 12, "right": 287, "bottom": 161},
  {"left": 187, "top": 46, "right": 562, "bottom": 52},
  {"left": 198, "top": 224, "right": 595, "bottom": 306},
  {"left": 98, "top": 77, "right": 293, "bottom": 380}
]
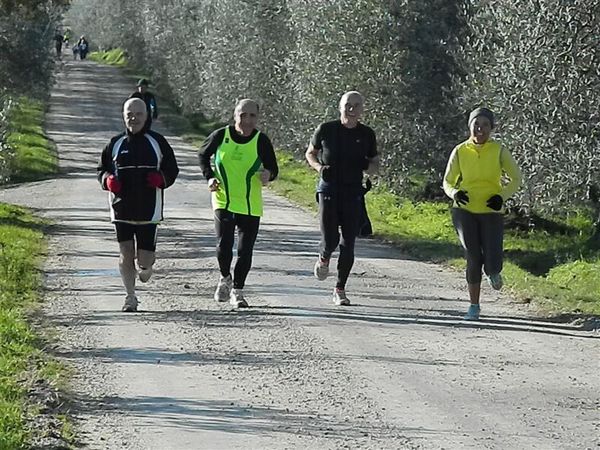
[
  {"left": 0, "top": 0, "right": 67, "bottom": 183},
  {"left": 455, "top": 0, "right": 600, "bottom": 214},
  {"left": 66, "top": 0, "right": 600, "bottom": 216}
]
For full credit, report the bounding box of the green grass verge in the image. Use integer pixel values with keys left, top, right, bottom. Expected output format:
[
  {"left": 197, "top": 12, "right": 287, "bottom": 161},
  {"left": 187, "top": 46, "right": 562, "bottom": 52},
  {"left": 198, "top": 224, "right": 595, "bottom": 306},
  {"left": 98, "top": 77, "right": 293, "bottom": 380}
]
[
  {"left": 270, "top": 155, "right": 600, "bottom": 317},
  {"left": 0, "top": 203, "right": 70, "bottom": 448},
  {"left": 88, "top": 48, "right": 127, "bottom": 67},
  {"left": 6, "top": 97, "right": 57, "bottom": 183},
  {"left": 89, "top": 48, "right": 600, "bottom": 317}
]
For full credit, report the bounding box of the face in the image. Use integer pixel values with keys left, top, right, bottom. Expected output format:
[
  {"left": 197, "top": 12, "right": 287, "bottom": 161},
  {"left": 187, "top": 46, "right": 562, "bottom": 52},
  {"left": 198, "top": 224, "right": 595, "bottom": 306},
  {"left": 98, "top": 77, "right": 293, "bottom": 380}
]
[
  {"left": 123, "top": 99, "right": 147, "bottom": 134},
  {"left": 470, "top": 116, "right": 492, "bottom": 144},
  {"left": 339, "top": 93, "right": 364, "bottom": 124},
  {"left": 234, "top": 101, "right": 259, "bottom": 135},
  {"left": 137, "top": 84, "right": 147, "bottom": 93}
]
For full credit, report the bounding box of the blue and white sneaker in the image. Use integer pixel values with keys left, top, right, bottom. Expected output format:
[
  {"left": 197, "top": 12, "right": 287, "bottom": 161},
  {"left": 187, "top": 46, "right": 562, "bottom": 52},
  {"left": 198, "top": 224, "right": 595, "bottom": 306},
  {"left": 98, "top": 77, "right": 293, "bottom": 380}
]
[
  {"left": 487, "top": 273, "right": 503, "bottom": 290},
  {"left": 464, "top": 304, "right": 480, "bottom": 320}
]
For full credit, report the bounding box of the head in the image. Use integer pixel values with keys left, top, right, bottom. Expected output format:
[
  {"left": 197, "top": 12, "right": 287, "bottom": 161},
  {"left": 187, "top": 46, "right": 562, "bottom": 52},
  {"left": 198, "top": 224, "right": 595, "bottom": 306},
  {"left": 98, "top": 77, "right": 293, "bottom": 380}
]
[
  {"left": 339, "top": 91, "right": 364, "bottom": 127},
  {"left": 123, "top": 98, "right": 148, "bottom": 134},
  {"left": 468, "top": 107, "right": 495, "bottom": 144},
  {"left": 136, "top": 78, "right": 149, "bottom": 94},
  {"left": 233, "top": 99, "right": 259, "bottom": 136}
]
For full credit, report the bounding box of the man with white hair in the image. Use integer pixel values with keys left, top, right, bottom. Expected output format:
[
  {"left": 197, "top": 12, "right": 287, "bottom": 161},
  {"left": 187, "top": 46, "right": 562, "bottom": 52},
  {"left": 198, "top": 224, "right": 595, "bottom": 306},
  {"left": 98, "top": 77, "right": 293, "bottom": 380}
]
[
  {"left": 199, "top": 98, "right": 278, "bottom": 308},
  {"left": 305, "top": 91, "right": 379, "bottom": 306},
  {"left": 97, "top": 98, "right": 179, "bottom": 312}
]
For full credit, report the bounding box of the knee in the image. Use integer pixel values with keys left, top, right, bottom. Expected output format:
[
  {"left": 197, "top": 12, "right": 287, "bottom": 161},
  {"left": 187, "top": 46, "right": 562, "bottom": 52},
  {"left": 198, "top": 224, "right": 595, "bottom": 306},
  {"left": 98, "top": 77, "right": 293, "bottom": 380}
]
[
  {"left": 119, "top": 241, "right": 135, "bottom": 264},
  {"left": 137, "top": 249, "right": 155, "bottom": 268}
]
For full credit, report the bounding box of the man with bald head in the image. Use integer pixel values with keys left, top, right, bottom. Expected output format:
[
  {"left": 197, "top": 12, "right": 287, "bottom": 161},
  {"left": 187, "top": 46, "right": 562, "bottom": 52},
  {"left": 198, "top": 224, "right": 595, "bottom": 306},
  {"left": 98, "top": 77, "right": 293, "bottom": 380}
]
[
  {"left": 97, "top": 98, "right": 179, "bottom": 312},
  {"left": 306, "top": 91, "right": 379, "bottom": 306},
  {"left": 199, "top": 98, "right": 278, "bottom": 308}
]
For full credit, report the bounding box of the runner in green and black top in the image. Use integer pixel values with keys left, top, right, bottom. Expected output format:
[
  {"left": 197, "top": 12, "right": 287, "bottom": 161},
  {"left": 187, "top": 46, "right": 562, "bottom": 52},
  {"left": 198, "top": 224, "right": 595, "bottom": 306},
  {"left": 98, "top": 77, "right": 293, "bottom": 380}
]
[
  {"left": 199, "top": 99, "right": 278, "bottom": 308},
  {"left": 306, "top": 91, "right": 379, "bottom": 306}
]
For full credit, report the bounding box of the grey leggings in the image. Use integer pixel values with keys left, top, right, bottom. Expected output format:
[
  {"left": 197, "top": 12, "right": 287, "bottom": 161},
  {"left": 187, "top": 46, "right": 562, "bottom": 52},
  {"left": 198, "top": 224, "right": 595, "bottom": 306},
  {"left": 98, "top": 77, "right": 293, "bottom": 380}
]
[{"left": 451, "top": 208, "right": 504, "bottom": 284}]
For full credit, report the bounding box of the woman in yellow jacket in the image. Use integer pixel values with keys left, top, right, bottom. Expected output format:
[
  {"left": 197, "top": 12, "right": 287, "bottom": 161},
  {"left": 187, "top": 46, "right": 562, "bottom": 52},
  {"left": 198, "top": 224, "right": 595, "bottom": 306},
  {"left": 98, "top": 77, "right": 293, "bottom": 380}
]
[{"left": 443, "top": 107, "right": 522, "bottom": 320}]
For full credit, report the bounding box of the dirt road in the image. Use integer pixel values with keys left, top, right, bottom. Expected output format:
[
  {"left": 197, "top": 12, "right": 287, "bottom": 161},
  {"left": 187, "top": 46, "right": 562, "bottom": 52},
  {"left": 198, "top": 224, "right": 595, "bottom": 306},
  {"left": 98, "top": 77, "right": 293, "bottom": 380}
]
[{"left": 1, "top": 59, "right": 598, "bottom": 449}]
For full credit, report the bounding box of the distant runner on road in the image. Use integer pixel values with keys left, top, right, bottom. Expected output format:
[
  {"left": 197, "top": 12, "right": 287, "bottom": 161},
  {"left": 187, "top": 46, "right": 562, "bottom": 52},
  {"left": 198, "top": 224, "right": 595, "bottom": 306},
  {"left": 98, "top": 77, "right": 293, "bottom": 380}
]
[
  {"left": 199, "top": 99, "right": 278, "bottom": 308},
  {"left": 305, "top": 91, "right": 379, "bottom": 306},
  {"left": 97, "top": 98, "right": 179, "bottom": 312},
  {"left": 129, "top": 78, "right": 158, "bottom": 131},
  {"left": 443, "top": 107, "right": 522, "bottom": 320}
]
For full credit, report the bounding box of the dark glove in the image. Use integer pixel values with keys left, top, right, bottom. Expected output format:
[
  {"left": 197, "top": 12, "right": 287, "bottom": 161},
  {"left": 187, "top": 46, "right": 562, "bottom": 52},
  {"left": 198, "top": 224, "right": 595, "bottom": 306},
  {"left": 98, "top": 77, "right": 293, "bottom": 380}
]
[
  {"left": 106, "top": 174, "right": 122, "bottom": 193},
  {"left": 454, "top": 190, "right": 469, "bottom": 206},
  {"left": 362, "top": 158, "right": 370, "bottom": 171},
  {"left": 319, "top": 165, "right": 333, "bottom": 182},
  {"left": 147, "top": 171, "right": 164, "bottom": 188},
  {"left": 486, "top": 194, "right": 503, "bottom": 211},
  {"left": 365, "top": 178, "right": 372, "bottom": 192}
]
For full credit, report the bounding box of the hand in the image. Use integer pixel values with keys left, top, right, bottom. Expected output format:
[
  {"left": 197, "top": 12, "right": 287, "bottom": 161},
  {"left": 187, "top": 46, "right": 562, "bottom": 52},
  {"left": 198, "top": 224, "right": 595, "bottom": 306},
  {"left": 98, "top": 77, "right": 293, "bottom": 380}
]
[
  {"left": 146, "top": 171, "right": 164, "bottom": 188},
  {"left": 486, "top": 194, "right": 503, "bottom": 211},
  {"left": 454, "top": 190, "right": 469, "bottom": 206},
  {"left": 208, "top": 178, "right": 220, "bottom": 192},
  {"left": 319, "top": 165, "right": 333, "bottom": 182},
  {"left": 106, "top": 174, "right": 122, "bottom": 193},
  {"left": 259, "top": 169, "right": 271, "bottom": 186},
  {"left": 362, "top": 158, "right": 370, "bottom": 171}
]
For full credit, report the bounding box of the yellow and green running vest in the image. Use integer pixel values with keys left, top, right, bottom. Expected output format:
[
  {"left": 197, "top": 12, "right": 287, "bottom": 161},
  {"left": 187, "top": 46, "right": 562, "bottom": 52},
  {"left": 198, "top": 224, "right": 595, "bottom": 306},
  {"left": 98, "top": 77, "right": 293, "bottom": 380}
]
[{"left": 213, "top": 127, "right": 264, "bottom": 216}]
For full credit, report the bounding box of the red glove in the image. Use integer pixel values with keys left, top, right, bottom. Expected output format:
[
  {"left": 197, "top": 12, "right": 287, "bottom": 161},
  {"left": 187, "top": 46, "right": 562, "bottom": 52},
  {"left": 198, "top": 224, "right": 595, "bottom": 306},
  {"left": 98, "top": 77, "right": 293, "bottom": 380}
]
[
  {"left": 106, "top": 175, "right": 122, "bottom": 193},
  {"left": 147, "top": 171, "right": 164, "bottom": 188}
]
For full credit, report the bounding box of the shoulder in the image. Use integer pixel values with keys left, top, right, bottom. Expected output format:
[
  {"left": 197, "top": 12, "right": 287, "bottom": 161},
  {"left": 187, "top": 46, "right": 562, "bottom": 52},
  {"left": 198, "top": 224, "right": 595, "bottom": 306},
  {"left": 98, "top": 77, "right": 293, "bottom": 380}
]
[
  {"left": 105, "top": 133, "right": 126, "bottom": 151},
  {"left": 321, "top": 120, "right": 339, "bottom": 131},
  {"left": 109, "top": 132, "right": 126, "bottom": 144},
  {"left": 146, "top": 130, "right": 169, "bottom": 145},
  {"left": 358, "top": 122, "right": 376, "bottom": 137},
  {"left": 454, "top": 139, "right": 472, "bottom": 152},
  {"left": 314, "top": 120, "right": 339, "bottom": 135},
  {"left": 487, "top": 138, "right": 502, "bottom": 149},
  {"left": 257, "top": 131, "right": 273, "bottom": 146},
  {"left": 210, "top": 127, "right": 227, "bottom": 140}
]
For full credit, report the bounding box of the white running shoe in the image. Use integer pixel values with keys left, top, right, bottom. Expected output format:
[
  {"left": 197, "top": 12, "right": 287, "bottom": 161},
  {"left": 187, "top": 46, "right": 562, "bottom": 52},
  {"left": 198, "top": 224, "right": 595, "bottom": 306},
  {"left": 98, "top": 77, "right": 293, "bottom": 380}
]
[
  {"left": 229, "top": 288, "right": 249, "bottom": 308},
  {"left": 214, "top": 274, "right": 232, "bottom": 302},
  {"left": 487, "top": 273, "right": 503, "bottom": 290},
  {"left": 314, "top": 257, "right": 330, "bottom": 281},
  {"left": 122, "top": 294, "right": 138, "bottom": 312},
  {"left": 138, "top": 266, "right": 153, "bottom": 283},
  {"left": 332, "top": 288, "right": 350, "bottom": 306}
]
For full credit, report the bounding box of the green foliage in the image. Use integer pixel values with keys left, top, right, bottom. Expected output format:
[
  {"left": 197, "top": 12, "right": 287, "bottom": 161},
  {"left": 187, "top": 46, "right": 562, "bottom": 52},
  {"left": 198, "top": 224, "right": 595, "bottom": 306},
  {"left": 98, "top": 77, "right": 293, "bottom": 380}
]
[
  {"left": 270, "top": 152, "right": 319, "bottom": 210},
  {"left": 72, "top": 1, "right": 600, "bottom": 315},
  {"left": 273, "top": 152, "right": 600, "bottom": 315},
  {"left": 88, "top": 48, "right": 127, "bottom": 66},
  {"left": 456, "top": 0, "right": 600, "bottom": 214},
  {"left": 5, "top": 97, "right": 57, "bottom": 183}
]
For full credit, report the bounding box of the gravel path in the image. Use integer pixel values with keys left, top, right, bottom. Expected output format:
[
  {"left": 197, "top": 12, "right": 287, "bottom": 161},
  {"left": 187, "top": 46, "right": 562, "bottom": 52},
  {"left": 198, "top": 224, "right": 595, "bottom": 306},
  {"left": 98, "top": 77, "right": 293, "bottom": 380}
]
[{"left": 1, "top": 58, "right": 598, "bottom": 450}]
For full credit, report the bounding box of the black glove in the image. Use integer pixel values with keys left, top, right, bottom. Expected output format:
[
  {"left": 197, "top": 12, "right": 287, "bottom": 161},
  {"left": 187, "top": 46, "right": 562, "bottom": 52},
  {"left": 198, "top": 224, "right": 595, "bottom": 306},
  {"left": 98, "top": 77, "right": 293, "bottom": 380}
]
[
  {"left": 362, "top": 158, "right": 370, "bottom": 171},
  {"left": 319, "top": 165, "right": 333, "bottom": 182},
  {"left": 486, "top": 194, "right": 503, "bottom": 211},
  {"left": 454, "top": 190, "right": 469, "bottom": 206}
]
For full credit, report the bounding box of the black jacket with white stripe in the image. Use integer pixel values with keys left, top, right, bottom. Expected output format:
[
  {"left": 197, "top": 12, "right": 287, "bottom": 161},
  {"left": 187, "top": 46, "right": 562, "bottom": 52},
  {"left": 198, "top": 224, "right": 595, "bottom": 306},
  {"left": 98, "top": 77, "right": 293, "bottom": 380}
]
[{"left": 97, "top": 129, "right": 179, "bottom": 223}]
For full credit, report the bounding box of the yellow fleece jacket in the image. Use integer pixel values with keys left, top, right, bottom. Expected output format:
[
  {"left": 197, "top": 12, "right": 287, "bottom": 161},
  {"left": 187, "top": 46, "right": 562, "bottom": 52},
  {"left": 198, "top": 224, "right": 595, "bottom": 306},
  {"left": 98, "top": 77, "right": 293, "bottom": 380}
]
[{"left": 443, "top": 138, "right": 522, "bottom": 214}]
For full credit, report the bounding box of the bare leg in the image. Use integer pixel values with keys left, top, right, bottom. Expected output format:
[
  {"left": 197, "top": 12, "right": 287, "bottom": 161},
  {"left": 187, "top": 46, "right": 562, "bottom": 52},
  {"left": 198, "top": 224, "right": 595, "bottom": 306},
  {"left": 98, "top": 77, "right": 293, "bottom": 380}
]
[
  {"left": 119, "top": 241, "right": 136, "bottom": 295},
  {"left": 468, "top": 283, "right": 481, "bottom": 305}
]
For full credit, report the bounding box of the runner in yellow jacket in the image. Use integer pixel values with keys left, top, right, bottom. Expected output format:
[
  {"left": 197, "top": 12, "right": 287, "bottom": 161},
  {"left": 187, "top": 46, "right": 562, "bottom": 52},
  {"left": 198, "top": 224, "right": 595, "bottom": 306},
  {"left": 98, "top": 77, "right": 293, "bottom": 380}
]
[{"left": 443, "top": 107, "right": 522, "bottom": 320}]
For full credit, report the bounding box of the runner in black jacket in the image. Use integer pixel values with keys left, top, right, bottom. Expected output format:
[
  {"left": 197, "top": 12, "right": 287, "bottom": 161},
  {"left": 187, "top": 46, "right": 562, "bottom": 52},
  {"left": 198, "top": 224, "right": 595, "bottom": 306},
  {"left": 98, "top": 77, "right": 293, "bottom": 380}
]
[
  {"left": 97, "top": 98, "right": 179, "bottom": 312},
  {"left": 305, "top": 91, "right": 379, "bottom": 306}
]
